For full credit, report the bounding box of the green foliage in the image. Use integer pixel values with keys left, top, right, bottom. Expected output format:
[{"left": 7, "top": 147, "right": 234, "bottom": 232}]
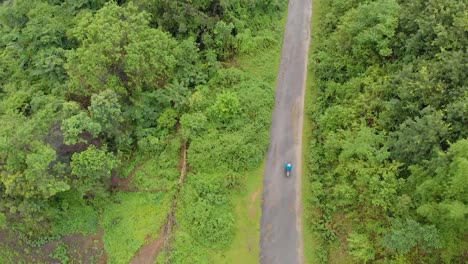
[
  {"left": 157, "top": 108, "right": 178, "bottom": 132},
  {"left": 61, "top": 112, "right": 101, "bottom": 145},
  {"left": 0, "top": 0, "right": 284, "bottom": 260},
  {"left": 187, "top": 68, "right": 273, "bottom": 174},
  {"left": 2, "top": 141, "right": 69, "bottom": 200},
  {"left": 137, "top": 135, "right": 164, "bottom": 155},
  {"left": 50, "top": 243, "right": 70, "bottom": 264},
  {"left": 211, "top": 21, "right": 236, "bottom": 60},
  {"left": 167, "top": 8, "right": 283, "bottom": 260},
  {"left": 383, "top": 219, "right": 441, "bottom": 254},
  {"left": 89, "top": 89, "right": 122, "bottom": 132},
  {"left": 159, "top": 231, "right": 210, "bottom": 264},
  {"left": 0, "top": 213, "right": 6, "bottom": 229},
  {"left": 208, "top": 91, "right": 241, "bottom": 125},
  {"left": 66, "top": 2, "right": 178, "bottom": 96},
  {"left": 134, "top": 139, "right": 180, "bottom": 190},
  {"left": 339, "top": 0, "right": 400, "bottom": 58},
  {"left": 178, "top": 173, "right": 235, "bottom": 249},
  {"left": 324, "top": 126, "right": 402, "bottom": 212},
  {"left": 103, "top": 192, "right": 171, "bottom": 264},
  {"left": 398, "top": 0, "right": 467, "bottom": 59},
  {"left": 180, "top": 112, "right": 208, "bottom": 141},
  {"left": 51, "top": 191, "right": 98, "bottom": 236},
  {"left": 407, "top": 139, "right": 468, "bottom": 259},
  {"left": 307, "top": 0, "right": 467, "bottom": 261},
  {"left": 132, "top": 0, "right": 286, "bottom": 61},
  {"left": 389, "top": 108, "right": 449, "bottom": 165},
  {"left": 0, "top": 245, "right": 20, "bottom": 263},
  {"left": 314, "top": 0, "right": 400, "bottom": 81},
  {"left": 70, "top": 146, "right": 118, "bottom": 196},
  {"left": 347, "top": 232, "right": 375, "bottom": 262},
  {"left": 189, "top": 130, "right": 265, "bottom": 173}
]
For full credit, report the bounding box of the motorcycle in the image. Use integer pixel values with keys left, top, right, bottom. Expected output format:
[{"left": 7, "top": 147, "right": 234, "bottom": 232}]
[{"left": 285, "top": 162, "right": 293, "bottom": 177}]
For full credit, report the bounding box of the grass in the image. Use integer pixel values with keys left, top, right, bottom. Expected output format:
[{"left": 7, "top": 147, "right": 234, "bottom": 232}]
[
  {"left": 211, "top": 165, "right": 264, "bottom": 263},
  {"left": 236, "top": 46, "right": 282, "bottom": 87},
  {"left": 208, "top": 9, "right": 287, "bottom": 263},
  {"left": 206, "top": 10, "right": 287, "bottom": 262},
  {"left": 118, "top": 153, "right": 146, "bottom": 179},
  {"left": 102, "top": 192, "right": 171, "bottom": 264},
  {"left": 52, "top": 191, "right": 99, "bottom": 236},
  {"left": 235, "top": 6, "right": 287, "bottom": 84},
  {"left": 303, "top": 0, "right": 330, "bottom": 263}
]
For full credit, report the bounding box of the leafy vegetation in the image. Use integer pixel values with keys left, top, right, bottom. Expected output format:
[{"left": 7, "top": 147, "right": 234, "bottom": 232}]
[
  {"left": 103, "top": 192, "right": 171, "bottom": 263},
  {"left": 0, "top": 0, "right": 286, "bottom": 262},
  {"left": 306, "top": 0, "right": 467, "bottom": 262},
  {"left": 50, "top": 243, "right": 70, "bottom": 264},
  {"left": 211, "top": 165, "right": 265, "bottom": 264}
]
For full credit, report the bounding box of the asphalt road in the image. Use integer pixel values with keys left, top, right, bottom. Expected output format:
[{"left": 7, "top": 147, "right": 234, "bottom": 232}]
[{"left": 260, "top": 0, "right": 312, "bottom": 263}]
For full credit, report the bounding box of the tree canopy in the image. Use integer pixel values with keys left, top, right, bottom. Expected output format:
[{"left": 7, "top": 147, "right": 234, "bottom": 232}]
[{"left": 307, "top": 0, "right": 467, "bottom": 262}]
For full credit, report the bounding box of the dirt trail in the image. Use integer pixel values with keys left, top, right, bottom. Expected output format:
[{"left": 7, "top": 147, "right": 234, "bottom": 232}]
[
  {"left": 110, "top": 162, "right": 143, "bottom": 191},
  {"left": 260, "top": 0, "right": 312, "bottom": 263},
  {"left": 130, "top": 142, "right": 188, "bottom": 264}
]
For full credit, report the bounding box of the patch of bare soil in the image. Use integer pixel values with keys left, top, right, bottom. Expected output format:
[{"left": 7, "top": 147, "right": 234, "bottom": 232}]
[
  {"left": 130, "top": 227, "right": 165, "bottom": 264},
  {"left": 0, "top": 228, "right": 106, "bottom": 263},
  {"left": 110, "top": 163, "right": 143, "bottom": 192},
  {"left": 249, "top": 189, "right": 261, "bottom": 219},
  {"left": 251, "top": 189, "right": 260, "bottom": 203},
  {"left": 64, "top": 229, "right": 107, "bottom": 264}
]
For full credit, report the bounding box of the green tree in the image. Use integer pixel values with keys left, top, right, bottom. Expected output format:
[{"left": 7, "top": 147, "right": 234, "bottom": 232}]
[
  {"left": 66, "top": 2, "right": 178, "bottom": 96},
  {"left": 389, "top": 108, "right": 449, "bottom": 166},
  {"left": 70, "top": 146, "right": 118, "bottom": 196},
  {"left": 208, "top": 91, "right": 241, "bottom": 125},
  {"left": 327, "top": 126, "right": 402, "bottom": 212},
  {"left": 180, "top": 112, "right": 208, "bottom": 141},
  {"left": 89, "top": 89, "right": 122, "bottom": 132},
  {"left": 61, "top": 112, "right": 101, "bottom": 145},
  {"left": 3, "top": 142, "right": 69, "bottom": 200},
  {"left": 306, "top": 0, "right": 467, "bottom": 261},
  {"left": 383, "top": 219, "right": 441, "bottom": 255},
  {"left": 348, "top": 232, "right": 375, "bottom": 262},
  {"left": 408, "top": 139, "right": 468, "bottom": 259}
]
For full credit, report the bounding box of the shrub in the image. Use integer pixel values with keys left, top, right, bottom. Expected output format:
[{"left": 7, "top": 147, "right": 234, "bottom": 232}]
[{"left": 50, "top": 243, "right": 70, "bottom": 264}]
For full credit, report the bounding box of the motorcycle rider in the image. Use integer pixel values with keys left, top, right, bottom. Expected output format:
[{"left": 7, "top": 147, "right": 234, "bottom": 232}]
[{"left": 285, "top": 162, "right": 293, "bottom": 176}]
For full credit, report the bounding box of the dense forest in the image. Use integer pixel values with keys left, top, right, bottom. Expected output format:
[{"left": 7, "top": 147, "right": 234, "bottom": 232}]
[
  {"left": 2, "top": 0, "right": 466, "bottom": 263},
  {"left": 306, "top": 0, "right": 467, "bottom": 263},
  {"left": 0, "top": 0, "right": 285, "bottom": 262}
]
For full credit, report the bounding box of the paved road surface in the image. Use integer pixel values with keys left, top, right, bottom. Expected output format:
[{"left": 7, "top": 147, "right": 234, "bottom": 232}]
[{"left": 260, "top": 0, "right": 312, "bottom": 263}]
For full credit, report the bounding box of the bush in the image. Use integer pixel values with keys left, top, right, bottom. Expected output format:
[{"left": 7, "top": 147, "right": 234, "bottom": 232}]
[
  {"left": 188, "top": 131, "right": 264, "bottom": 173},
  {"left": 180, "top": 112, "right": 208, "bottom": 141},
  {"left": 161, "top": 232, "right": 210, "bottom": 264},
  {"left": 50, "top": 243, "right": 70, "bottom": 264},
  {"left": 51, "top": 191, "right": 98, "bottom": 236},
  {"left": 179, "top": 199, "right": 234, "bottom": 249},
  {"left": 178, "top": 173, "right": 235, "bottom": 249}
]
